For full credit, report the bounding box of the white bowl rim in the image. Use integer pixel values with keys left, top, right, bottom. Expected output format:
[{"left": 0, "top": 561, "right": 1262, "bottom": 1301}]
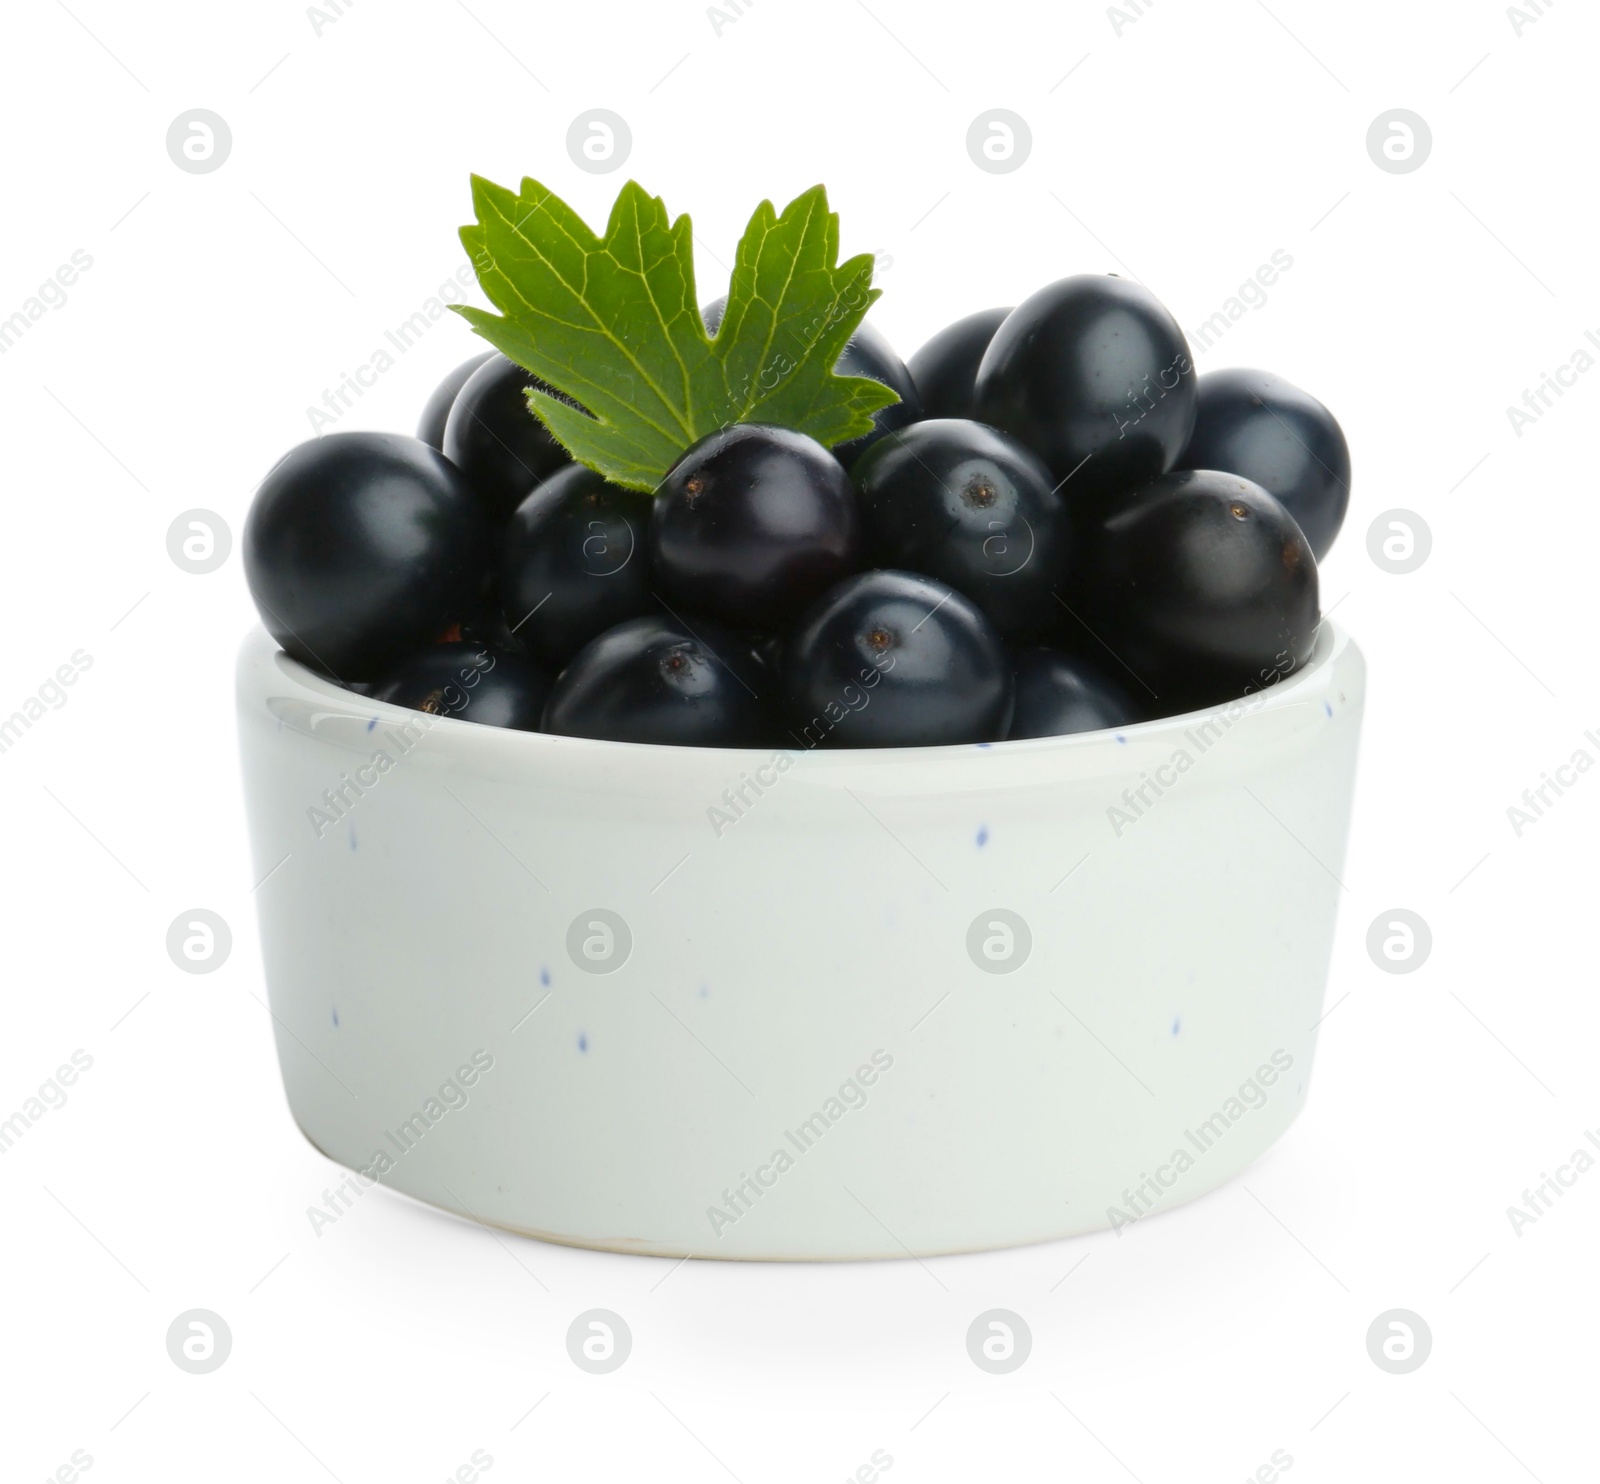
[{"left": 240, "top": 620, "right": 1354, "bottom": 769}]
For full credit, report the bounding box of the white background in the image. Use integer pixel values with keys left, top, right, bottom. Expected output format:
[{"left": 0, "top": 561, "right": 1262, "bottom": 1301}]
[{"left": 2, "top": 0, "right": 1596, "bottom": 1479}]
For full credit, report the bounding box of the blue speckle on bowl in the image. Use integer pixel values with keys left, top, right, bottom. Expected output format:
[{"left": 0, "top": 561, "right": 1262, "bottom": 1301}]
[
  {"left": 332, "top": 1007, "right": 340, "bottom": 1028},
  {"left": 698, "top": 984, "right": 709, "bottom": 999},
  {"left": 1115, "top": 734, "right": 1127, "bottom": 744},
  {"left": 976, "top": 742, "right": 992, "bottom": 750},
  {"left": 1323, "top": 700, "right": 1333, "bottom": 718},
  {"left": 366, "top": 716, "right": 378, "bottom": 732},
  {"left": 540, "top": 966, "right": 550, "bottom": 987},
  {"left": 976, "top": 825, "right": 989, "bottom": 848},
  {"left": 348, "top": 825, "right": 357, "bottom": 851},
  {"left": 1171, "top": 1016, "right": 1181, "bottom": 1037},
  {"left": 577, "top": 1032, "right": 588, "bottom": 1053}
]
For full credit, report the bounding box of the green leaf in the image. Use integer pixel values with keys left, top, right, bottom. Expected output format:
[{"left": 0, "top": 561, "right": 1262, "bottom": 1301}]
[{"left": 454, "top": 177, "right": 898, "bottom": 491}]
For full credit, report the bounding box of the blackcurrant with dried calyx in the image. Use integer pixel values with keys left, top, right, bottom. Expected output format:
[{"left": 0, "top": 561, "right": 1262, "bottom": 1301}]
[
  {"left": 651, "top": 423, "right": 862, "bottom": 628},
  {"left": 1178, "top": 368, "right": 1351, "bottom": 560},
  {"left": 541, "top": 616, "right": 772, "bottom": 747},
  {"left": 851, "top": 418, "right": 1067, "bottom": 641},
  {"left": 907, "top": 308, "right": 1011, "bottom": 420},
  {"left": 243, "top": 432, "right": 490, "bottom": 682},
  {"left": 371, "top": 642, "right": 551, "bottom": 730},
  {"left": 499, "top": 464, "right": 655, "bottom": 664},
  {"left": 783, "top": 570, "right": 1011, "bottom": 748},
  {"left": 1068, "top": 468, "right": 1319, "bottom": 713}
]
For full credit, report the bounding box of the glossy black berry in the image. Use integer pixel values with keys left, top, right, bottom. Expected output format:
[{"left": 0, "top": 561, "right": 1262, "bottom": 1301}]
[
  {"left": 783, "top": 571, "right": 1011, "bottom": 748},
  {"left": 907, "top": 307, "right": 1011, "bottom": 420},
  {"left": 852, "top": 419, "right": 1068, "bottom": 641},
  {"left": 416, "top": 351, "right": 493, "bottom": 450},
  {"left": 243, "top": 432, "right": 490, "bottom": 681},
  {"left": 701, "top": 297, "right": 923, "bottom": 467},
  {"left": 371, "top": 642, "right": 551, "bottom": 730},
  {"left": 1008, "top": 649, "right": 1140, "bottom": 739},
  {"left": 1179, "top": 368, "right": 1351, "bottom": 560},
  {"left": 542, "top": 616, "right": 772, "bottom": 747},
  {"left": 1069, "top": 469, "right": 1319, "bottom": 712},
  {"left": 831, "top": 320, "right": 925, "bottom": 467},
  {"left": 499, "top": 464, "right": 655, "bottom": 664},
  {"left": 652, "top": 423, "right": 862, "bottom": 628},
  {"left": 974, "top": 275, "right": 1196, "bottom": 497},
  {"left": 442, "top": 353, "right": 574, "bottom": 519}
]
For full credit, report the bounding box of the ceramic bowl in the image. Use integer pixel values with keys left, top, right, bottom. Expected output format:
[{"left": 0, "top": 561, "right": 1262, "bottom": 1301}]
[{"left": 237, "top": 621, "right": 1364, "bottom": 1259}]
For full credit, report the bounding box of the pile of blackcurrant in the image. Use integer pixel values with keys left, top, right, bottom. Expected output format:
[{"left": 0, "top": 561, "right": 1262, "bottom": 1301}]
[{"left": 244, "top": 272, "right": 1348, "bottom": 749}]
